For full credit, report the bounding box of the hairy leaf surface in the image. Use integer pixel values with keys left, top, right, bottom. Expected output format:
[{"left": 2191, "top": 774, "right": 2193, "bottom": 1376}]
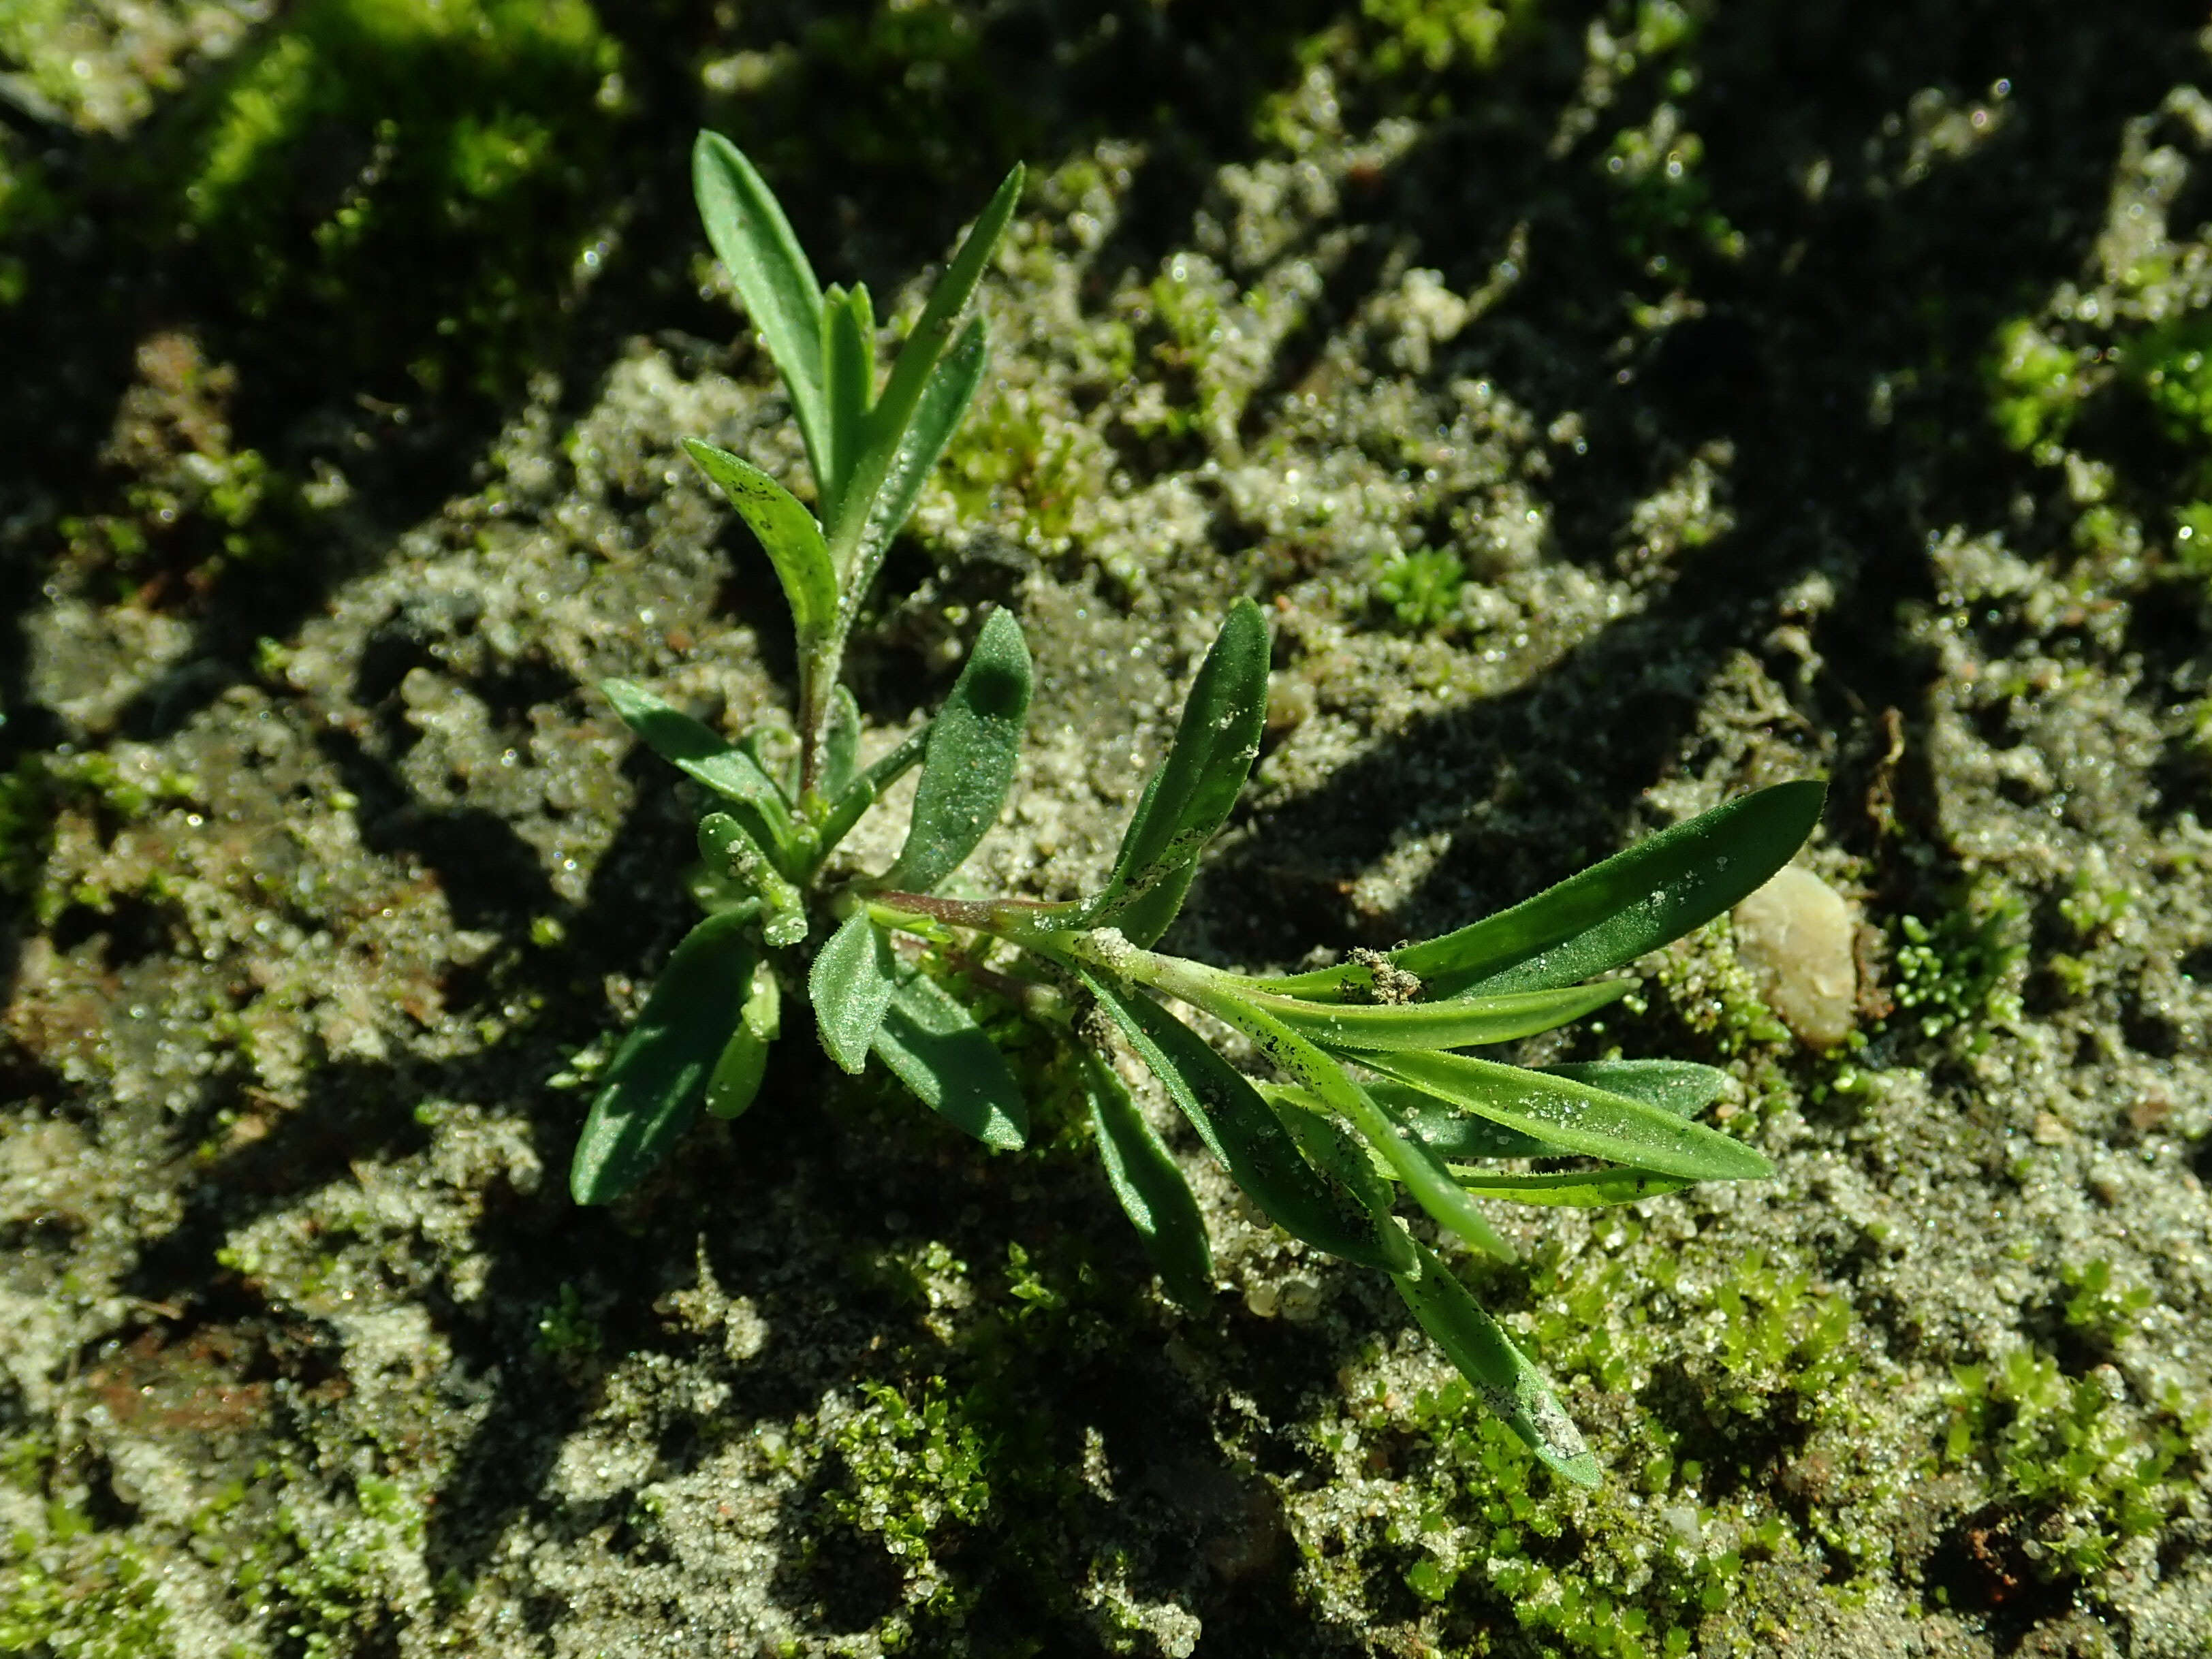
[
  {"left": 872, "top": 969, "right": 1027, "bottom": 1149},
  {"left": 1080, "top": 1049, "right": 1213, "bottom": 1304},
  {"left": 693, "top": 132, "right": 827, "bottom": 473},
  {"left": 887, "top": 607, "right": 1032, "bottom": 892},
  {"left": 809, "top": 912, "right": 897, "bottom": 1074}
]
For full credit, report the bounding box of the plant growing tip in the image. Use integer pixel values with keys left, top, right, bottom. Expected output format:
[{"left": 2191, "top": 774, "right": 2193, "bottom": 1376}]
[{"left": 571, "top": 131, "right": 1825, "bottom": 1479}]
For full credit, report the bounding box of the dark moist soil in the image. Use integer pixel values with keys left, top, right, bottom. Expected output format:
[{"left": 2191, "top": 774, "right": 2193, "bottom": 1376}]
[{"left": 3, "top": 3, "right": 2211, "bottom": 1656}]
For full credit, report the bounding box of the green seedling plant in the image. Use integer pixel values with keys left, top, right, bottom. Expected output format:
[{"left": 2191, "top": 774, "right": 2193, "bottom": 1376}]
[{"left": 569, "top": 131, "right": 1827, "bottom": 1486}]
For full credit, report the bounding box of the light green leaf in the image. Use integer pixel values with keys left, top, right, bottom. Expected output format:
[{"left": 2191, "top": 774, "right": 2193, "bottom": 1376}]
[
  {"left": 706, "top": 956, "right": 783, "bottom": 1120},
  {"left": 571, "top": 910, "right": 757, "bottom": 1204},
  {"left": 1355, "top": 1047, "right": 1773, "bottom": 1182},
  {"left": 886, "top": 607, "right": 1032, "bottom": 892},
  {"left": 1445, "top": 1167, "right": 1697, "bottom": 1206},
  {"left": 705, "top": 1024, "right": 769, "bottom": 1120},
  {"left": 872, "top": 968, "right": 1028, "bottom": 1149},
  {"left": 1266, "top": 1079, "right": 1551, "bottom": 1164},
  {"left": 692, "top": 131, "right": 828, "bottom": 478},
  {"left": 1082, "top": 599, "right": 1270, "bottom": 939},
  {"left": 680, "top": 440, "right": 838, "bottom": 646},
  {"left": 1294, "top": 1063, "right": 1725, "bottom": 1165},
  {"left": 846, "top": 314, "right": 988, "bottom": 584},
  {"left": 809, "top": 911, "right": 897, "bottom": 1074},
  {"left": 820, "top": 685, "right": 864, "bottom": 801},
  {"left": 1262, "top": 780, "right": 1826, "bottom": 1000},
  {"left": 821, "top": 282, "right": 876, "bottom": 520},
  {"left": 1079, "top": 1049, "right": 1214, "bottom": 1306},
  {"left": 1391, "top": 1241, "right": 1600, "bottom": 1487},
  {"left": 1247, "top": 979, "right": 1629, "bottom": 1054},
  {"left": 1071, "top": 964, "right": 1406, "bottom": 1271},
  {"left": 1541, "top": 1059, "right": 1728, "bottom": 1118}
]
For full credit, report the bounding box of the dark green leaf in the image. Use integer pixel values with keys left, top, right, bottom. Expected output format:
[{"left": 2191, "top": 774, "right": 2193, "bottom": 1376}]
[
  {"left": 1253, "top": 979, "right": 1628, "bottom": 1054},
  {"left": 821, "top": 283, "right": 876, "bottom": 519},
  {"left": 680, "top": 441, "right": 838, "bottom": 648},
  {"left": 1355, "top": 1048, "right": 1773, "bottom": 1182},
  {"left": 1107, "top": 858, "right": 1199, "bottom": 951},
  {"left": 571, "top": 911, "right": 756, "bottom": 1204},
  {"left": 845, "top": 314, "right": 989, "bottom": 584},
  {"left": 1341, "top": 1066, "right": 1722, "bottom": 1163},
  {"left": 1079, "top": 1049, "right": 1213, "bottom": 1304},
  {"left": 1262, "top": 780, "right": 1826, "bottom": 1000},
  {"left": 1276, "top": 1103, "right": 1415, "bottom": 1269},
  {"left": 1071, "top": 964, "right": 1404, "bottom": 1271},
  {"left": 1192, "top": 989, "right": 1513, "bottom": 1262},
  {"left": 692, "top": 131, "right": 827, "bottom": 475},
  {"left": 872, "top": 968, "right": 1028, "bottom": 1149},
  {"left": 1083, "top": 599, "right": 1270, "bottom": 930},
  {"left": 886, "top": 607, "right": 1032, "bottom": 891},
  {"left": 1391, "top": 1241, "right": 1600, "bottom": 1487},
  {"left": 809, "top": 912, "right": 897, "bottom": 1074},
  {"left": 820, "top": 686, "right": 864, "bottom": 801}
]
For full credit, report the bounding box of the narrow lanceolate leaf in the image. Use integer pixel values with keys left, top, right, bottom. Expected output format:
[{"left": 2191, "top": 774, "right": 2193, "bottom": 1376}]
[
  {"left": 1080, "top": 1048, "right": 1213, "bottom": 1306},
  {"left": 572, "top": 911, "right": 757, "bottom": 1204},
  {"left": 1190, "top": 990, "right": 1515, "bottom": 1263},
  {"left": 693, "top": 131, "right": 829, "bottom": 475},
  {"left": 1446, "top": 1167, "right": 1697, "bottom": 1207},
  {"left": 1541, "top": 1059, "right": 1728, "bottom": 1118},
  {"left": 680, "top": 441, "right": 838, "bottom": 646},
  {"left": 1261, "top": 780, "right": 1827, "bottom": 1002},
  {"left": 1071, "top": 964, "right": 1404, "bottom": 1271},
  {"left": 809, "top": 912, "right": 897, "bottom": 1074},
  {"left": 886, "top": 607, "right": 1032, "bottom": 892},
  {"left": 844, "top": 314, "right": 989, "bottom": 588},
  {"left": 1083, "top": 598, "right": 1271, "bottom": 932},
  {"left": 1248, "top": 979, "right": 1629, "bottom": 1054},
  {"left": 1355, "top": 1064, "right": 1724, "bottom": 1163},
  {"left": 1267, "top": 1079, "right": 1552, "bottom": 1165},
  {"left": 821, "top": 283, "right": 876, "bottom": 521},
  {"left": 1392, "top": 1241, "right": 1600, "bottom": 1488},
  {"left": 872, "top": 968, "right": 1028, "bottom": 1149},
  {"left": 1356, "top": 1047, "right": 1773, "bottom": 1182},
  {"left": 830, "top": 163, "right": 1022, "bottom": 582},
  {"left": 605, "top": 681, "right": 795, "bottom": 866}
]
